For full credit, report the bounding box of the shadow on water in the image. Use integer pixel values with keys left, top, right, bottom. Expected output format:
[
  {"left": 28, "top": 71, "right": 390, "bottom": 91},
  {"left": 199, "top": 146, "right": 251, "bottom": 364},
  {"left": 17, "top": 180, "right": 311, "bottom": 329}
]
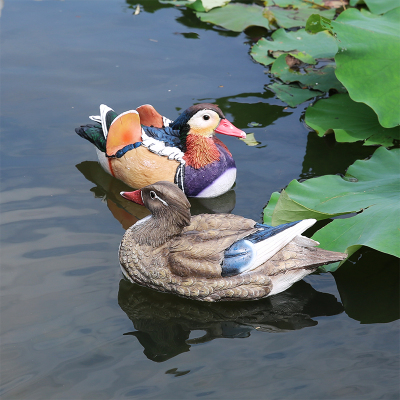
[
  {"left": 301, "top": 131, "right": 377, "bottom": 180},
  {"left": 204, "top": 91, "right": 288, "bottom": 131},
  {"left": 76, "top": 161, "right": 236, "bottom": 229},
  {"left": 333, "top": 248, "right": 400, "bottom": 324},
  {"left": 118, "top": 278, "right": 343, "bottom": 362}
]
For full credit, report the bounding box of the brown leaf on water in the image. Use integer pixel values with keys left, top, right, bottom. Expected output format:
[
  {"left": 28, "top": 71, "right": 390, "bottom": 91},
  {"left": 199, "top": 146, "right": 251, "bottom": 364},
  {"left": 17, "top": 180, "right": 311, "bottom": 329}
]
[
  {"left": 324, "top": 0, "right": 348, "bottom": 8},
  {"left": 285, "top": 55, "right": 302, "bottom": 68}
]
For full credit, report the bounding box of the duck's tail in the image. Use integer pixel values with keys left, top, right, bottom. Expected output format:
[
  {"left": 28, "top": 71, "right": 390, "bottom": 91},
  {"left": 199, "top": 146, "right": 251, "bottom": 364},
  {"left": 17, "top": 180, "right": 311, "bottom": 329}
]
[
  {"left": 75, "top": 123, "right": 107, "bottom": 152},
  {"left": 75, "top": 104, "right": 118, "bottom": 153}
]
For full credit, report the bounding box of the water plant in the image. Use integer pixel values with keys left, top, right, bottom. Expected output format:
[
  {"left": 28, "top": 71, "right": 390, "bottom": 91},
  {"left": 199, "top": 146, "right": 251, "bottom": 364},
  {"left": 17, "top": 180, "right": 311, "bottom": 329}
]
[{"left": 157, "top": 0, "right": 400, "bottom": 270}]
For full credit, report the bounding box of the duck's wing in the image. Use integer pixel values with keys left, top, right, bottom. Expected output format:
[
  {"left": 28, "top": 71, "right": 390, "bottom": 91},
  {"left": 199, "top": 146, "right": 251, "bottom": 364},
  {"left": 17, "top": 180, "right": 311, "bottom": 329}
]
[
  {"left": 142, "top": 126, "right": 182, "bottom": 149},
  {"left": 76, "top": 104, "right": 118, "bottom": 152},
  {"left": 221, "top": 219, "right": 317, "bottom": 277},
  {"left": 106, "top": 109, "right": 143, "bottom": 157},
  {"left": 136, "top": 104, "right": 172, "bottom": 128},
  {"left": 168, "top": 214, "right": 258, "bottom": 278},
  {"left": 136, "top": 104, "right": 182, "bottom": 148}
]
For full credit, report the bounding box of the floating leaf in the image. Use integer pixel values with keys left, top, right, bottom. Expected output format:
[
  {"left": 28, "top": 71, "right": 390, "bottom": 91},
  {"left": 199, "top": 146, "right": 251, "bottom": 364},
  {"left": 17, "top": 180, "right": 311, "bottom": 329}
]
[
  {"left": 263, "top": 147, "right": 400, "bottom": 262},
  {"left": 196, "top": 4, "right": 270, "bottom": 32},
  {"left": 305, "top": 94, "right": 400, "bottom": 147},
  {"left": 306, "top": 8, "right": 400, "bottom": 128},
  {"left": 269, "top": 82, "right": 320, "bottom": 107},
  {"left": 251, "top": 29, "right": 338, "bottom": 66},
  {"left": 271, "top": 54, "right": 346, "bottom": 93},
  {"left": 160, "top": 0, "right": 196, "bottom": 5},
  {"left": 268, "top": 5, "right": 335, "bottom": 29},
  {"left": 272, "top": 0, "right": 327, "bottom": 6},
  {"left": 240, "top": 132, "right": 260, "bottom": 146},
  {"left": 350, "top": 0, "right": 399, "bottom": 15},
  {"left": 187, "top": 0, "right": 231, "bottom": 12}
]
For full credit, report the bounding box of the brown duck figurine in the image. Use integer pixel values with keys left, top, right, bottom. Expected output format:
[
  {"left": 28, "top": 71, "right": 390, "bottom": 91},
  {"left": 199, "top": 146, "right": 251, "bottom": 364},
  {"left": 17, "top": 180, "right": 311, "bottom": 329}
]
[{"left": 119, "top": 181, "right": 347, "bottom": 302}]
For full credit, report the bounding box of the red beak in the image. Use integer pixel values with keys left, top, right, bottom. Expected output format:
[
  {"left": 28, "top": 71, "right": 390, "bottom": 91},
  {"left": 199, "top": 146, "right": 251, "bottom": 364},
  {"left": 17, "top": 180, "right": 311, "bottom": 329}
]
[
  {"left": 120, "top": 189, "right": 144, "bottom": 206},
  {"left": 215, "top": 119, "right": 246, "bottom": 139}
]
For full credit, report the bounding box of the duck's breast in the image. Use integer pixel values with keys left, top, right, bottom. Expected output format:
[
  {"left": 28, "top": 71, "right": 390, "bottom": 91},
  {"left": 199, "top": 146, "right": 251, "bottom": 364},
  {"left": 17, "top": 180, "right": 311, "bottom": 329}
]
[{"left": 184, "top": 143, "right": 236, "bottom": 198}]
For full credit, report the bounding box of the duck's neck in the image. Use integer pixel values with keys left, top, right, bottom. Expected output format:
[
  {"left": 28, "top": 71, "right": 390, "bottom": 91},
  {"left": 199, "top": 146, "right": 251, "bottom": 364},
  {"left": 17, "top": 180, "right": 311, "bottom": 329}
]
[
  {"left": 183, "top": 135, "right": 221, "bottom": 169},
  {"left": 130, "top": 209, "right": 190, "bottom": 247}
]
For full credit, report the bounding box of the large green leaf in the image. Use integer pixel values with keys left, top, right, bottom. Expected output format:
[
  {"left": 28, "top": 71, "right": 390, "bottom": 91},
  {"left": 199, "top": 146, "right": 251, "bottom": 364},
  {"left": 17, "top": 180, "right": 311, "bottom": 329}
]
[
  {"left": 269, "top": 82, "right": 320, "bottom": 107},
  {"left": 251, "top": 28, "right": 338, "bottom": 66},
  {"left": 159, "top": 0, "right": 195, "bottom": 6},
  {"left": 263, "top": 147, "right": 400, "bottom": 261},
  {"left": 305, "top": 94, "right": 400, "bottom": 147},
  {"left": 189, "top": 0, "right": 231, "bottom": 12},
  {"left": 160, "top": 0, "right": 230, "bottom": 11},
  {"left": 350, "top": 0, "right": 399, "bottom": 14},
  {"left": 196, "top": 4, "right": 270, "bottom": 32},
  {"left": 267, "top": 5, "right": 335, "bottom": 29},
  {"left": 271, "top": 54, "right": 346, "bottom": 93},
  {"left": 306, "top": 8, "right": 400, "bottom": 128},
  {"left": 272, "top": 0, "right": 328, "bottom": 6}
]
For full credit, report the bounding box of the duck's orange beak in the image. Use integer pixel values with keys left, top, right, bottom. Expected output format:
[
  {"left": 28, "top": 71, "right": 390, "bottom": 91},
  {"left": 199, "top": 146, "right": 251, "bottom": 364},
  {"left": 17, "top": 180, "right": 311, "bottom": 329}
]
[
  {"left": 120, "top": 189, "right": 144, "bottom": 206},
  {"left": 215, "top": 119, "right": 246, "bottom": 139}
]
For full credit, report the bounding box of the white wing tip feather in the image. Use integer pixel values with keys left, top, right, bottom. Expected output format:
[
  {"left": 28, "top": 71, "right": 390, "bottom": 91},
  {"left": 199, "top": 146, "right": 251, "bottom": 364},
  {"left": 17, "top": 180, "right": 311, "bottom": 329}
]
[{"left": 248, "top": 218, "right": 317, "bottom": 273}]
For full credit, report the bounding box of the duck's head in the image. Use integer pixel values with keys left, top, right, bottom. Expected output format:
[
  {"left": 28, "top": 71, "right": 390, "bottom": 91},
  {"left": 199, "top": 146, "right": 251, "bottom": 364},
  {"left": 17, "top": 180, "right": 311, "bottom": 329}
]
[
  {"left": 169, "top": 103, "right": 246, "bottom": 142},
  {"left": 121, "top": 181, "right": 191, "bottom": 230}
]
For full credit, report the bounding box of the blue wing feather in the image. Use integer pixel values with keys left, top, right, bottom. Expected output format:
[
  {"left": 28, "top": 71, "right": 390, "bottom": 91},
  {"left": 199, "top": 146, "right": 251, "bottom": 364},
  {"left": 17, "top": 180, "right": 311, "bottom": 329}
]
[
  {"left": 143, "top": 126, "right": 183, "bottom": 149},
  {"left": 245, "top": 221, "right": 300, "bottom": 243},
  {"left": 221, "top": 240, "right": 255, "bottom": 277},
  {"left": 221, "top": 221, "right": 301, "bottom": 277}
]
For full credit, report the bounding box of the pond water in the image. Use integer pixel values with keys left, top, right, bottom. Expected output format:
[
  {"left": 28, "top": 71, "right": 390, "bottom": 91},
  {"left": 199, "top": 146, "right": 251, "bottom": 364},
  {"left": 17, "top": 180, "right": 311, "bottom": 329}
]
[{"left": 1, "top": 1, "right": 399, "bottom": 399}]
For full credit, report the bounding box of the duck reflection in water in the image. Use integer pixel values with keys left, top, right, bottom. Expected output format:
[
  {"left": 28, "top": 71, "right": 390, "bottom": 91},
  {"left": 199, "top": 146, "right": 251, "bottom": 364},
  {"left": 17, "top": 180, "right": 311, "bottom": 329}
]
[
  {"left": 76, "top": 161, "right": 236, "bottom": 229},
  {"left": 118, "top": 279, "right": 343, "bottom": 362}
]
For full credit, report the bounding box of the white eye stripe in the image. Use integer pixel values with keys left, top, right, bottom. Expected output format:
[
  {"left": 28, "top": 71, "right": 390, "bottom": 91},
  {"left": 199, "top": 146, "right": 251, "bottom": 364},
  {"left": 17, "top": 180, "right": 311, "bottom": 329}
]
[{"left": 150, "top": 191, "right": 169, "bottom": 206}]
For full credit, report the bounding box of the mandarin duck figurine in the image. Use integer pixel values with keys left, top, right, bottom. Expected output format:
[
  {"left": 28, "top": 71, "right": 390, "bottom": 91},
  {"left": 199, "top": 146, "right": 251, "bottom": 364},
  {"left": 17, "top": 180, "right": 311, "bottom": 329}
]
[
  {"left": 76, "top": 103, "right": 246, "bottom": 198},
  {"left": 118, "top": 181, "right": 347, "bottom": 302}
]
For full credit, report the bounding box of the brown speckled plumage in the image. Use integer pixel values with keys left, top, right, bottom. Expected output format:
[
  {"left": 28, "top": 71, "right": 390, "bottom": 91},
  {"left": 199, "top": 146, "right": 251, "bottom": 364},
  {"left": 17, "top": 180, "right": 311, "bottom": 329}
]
[{"left": 119, "top": 181, "right": 347, "bottom": 302}]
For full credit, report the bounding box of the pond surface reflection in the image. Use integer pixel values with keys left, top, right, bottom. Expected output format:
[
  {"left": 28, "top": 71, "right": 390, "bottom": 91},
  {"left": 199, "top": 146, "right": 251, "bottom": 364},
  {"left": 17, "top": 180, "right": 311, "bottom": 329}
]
[
  {"left": 1, "top": 1, "right": 398, "bottom": 399},
  {"left": 119, "top": 279, "right": 343, "bottom": 362}
]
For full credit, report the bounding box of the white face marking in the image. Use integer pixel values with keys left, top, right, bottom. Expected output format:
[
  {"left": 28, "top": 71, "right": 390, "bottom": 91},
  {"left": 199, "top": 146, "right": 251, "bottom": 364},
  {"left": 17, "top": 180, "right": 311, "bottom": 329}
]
[
  {"left": 188, "top": 109, "right": 220, "bottom": 136},
  {"left": 156, "top": 194, "right": 168, "bottom": 206},
  {"left": 149, "top": 190, "right": 169, "bottom": 207}
]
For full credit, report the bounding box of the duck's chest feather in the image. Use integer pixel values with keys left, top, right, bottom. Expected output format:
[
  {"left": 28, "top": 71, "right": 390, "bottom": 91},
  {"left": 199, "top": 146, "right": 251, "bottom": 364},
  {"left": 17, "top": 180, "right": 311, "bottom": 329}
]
[{"left": 183, "top": 142, "right": 236, "bottom": 198}]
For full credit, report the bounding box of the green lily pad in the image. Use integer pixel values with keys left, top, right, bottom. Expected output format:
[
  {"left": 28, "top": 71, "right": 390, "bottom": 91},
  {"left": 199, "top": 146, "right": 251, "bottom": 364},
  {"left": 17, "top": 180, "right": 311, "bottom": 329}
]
[
  {"left": 159, "top": 0, "right": 195, "bottom": 5},
  {"left": 240, "top": 132, "right": 261, "bottom": 147},
  {"left": 196, "top": 4, "right": 270, "bottom": 32},
  {"left": 160, "top": 0, "right": 229, "bottom": 10},
  {"left": 271, "top": 54, "right": 346, "bottom": 93},
  {"left": 272, "top": 0, "right": 329, "bottom": 6},
  {"left": 267, "top": 5, "right": 335, "bottom": 29},
  {"left": 306, "top": 8, "right": 400, "bottom": 128},
  {"left": 305, "top": 93, "right": 400, "bottom": 147},
  {"left": 263, "top": 147, "right": 400, "bottom": 264},
  {"left": 350, "top": 0, "right": 399, "bottom": 14},
  {"left": 251, "top": 29, "right": 338, "bottom": 66},
  {"left": 269, "top": 82, "right": 321, "bottom": 107},
  {"left": 187, "top": 0, "right": 231, "bottom": 12}
]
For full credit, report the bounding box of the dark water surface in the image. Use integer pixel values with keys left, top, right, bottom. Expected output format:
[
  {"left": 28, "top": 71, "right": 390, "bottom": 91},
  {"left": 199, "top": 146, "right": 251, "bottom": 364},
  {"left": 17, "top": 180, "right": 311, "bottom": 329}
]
[{"left": 1, "top": 1, "right": 399, "bottom": 399}]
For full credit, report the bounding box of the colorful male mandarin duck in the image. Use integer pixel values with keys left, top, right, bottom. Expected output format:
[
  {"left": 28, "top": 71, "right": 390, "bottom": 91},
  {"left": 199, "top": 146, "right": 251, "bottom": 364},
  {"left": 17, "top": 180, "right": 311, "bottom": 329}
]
[
  {"left": 76, "top": 103, "right": 246, "bottom": 198},
  {"left": 118, "top": 181, "right": 347, "bottom": 302}
]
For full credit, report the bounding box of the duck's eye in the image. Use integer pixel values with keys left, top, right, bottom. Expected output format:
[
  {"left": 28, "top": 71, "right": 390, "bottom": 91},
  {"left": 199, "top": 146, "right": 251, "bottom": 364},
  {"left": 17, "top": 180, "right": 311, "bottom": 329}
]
[
  {"left": 149, "top": 191, "right": 156, "bottom": 199},
  {"left": 203, "top": 114, "right": 210, "bottom": 121}
]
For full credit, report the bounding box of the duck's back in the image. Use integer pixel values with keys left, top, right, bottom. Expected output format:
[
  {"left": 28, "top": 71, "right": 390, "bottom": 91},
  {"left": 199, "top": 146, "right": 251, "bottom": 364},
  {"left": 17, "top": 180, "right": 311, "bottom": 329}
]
[{"left": 168, "top": 214, "right": 257, "bottom": 278}]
